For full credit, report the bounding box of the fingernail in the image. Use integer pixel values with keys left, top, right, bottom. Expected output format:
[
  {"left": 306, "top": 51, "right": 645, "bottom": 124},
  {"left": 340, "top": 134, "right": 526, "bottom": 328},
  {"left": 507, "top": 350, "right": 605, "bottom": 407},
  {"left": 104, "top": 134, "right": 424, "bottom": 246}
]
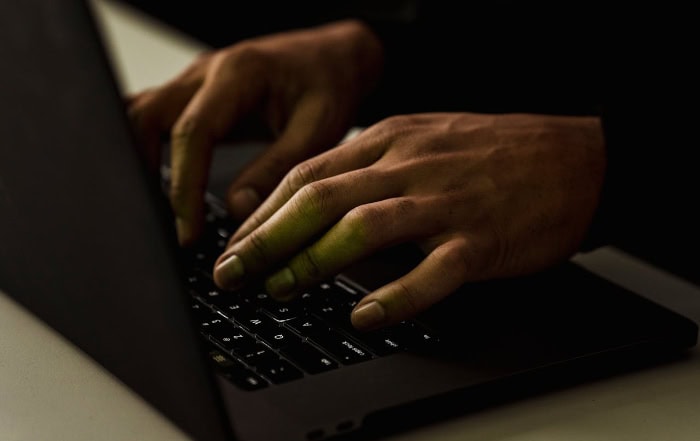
[
  {"left": 351, "top": 301, "right": 386, "bottom": 330},
  {"left": 214, "top": 254, "right": 245, "bottom": 289},
  {"left": 230, "top": 187, "right": 261, "bottom": 220},
  {"left": 265, "top": 268, "right": 296, "bottom": 299}
]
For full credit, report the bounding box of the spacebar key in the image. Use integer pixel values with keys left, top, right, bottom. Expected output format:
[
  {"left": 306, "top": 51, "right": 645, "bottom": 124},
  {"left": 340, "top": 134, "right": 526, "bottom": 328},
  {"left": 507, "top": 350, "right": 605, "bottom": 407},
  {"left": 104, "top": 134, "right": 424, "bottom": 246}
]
[{"left": 309, "top": 330, "right": 372, "bottom": 365}]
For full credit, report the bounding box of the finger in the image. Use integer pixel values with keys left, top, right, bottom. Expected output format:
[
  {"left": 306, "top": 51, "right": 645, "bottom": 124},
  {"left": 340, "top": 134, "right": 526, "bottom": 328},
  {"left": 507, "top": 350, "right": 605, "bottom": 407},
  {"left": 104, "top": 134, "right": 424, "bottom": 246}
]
[
  {"left": 212, "top": 167, "right": 398, "bottom": 290},
  {"left": 262, "top": 196, "right": 439, "bottom": 300},
  {"left": 228, "top": 130, "right": 387, "bottom": 245},
  {"left": 127, "top": 56, "right": 210, "bottom": 172},
  {"left": 169, "top": 57, "right": 266, "bottom": 245},
  {"left": 225, "top": 93, "right": 350, "bottom": 221},
  {"left": 350, "top": 237, "right": 474, "bottom": 331},
  {"left": 127, "top": 88, "right": 171, "bottom": 172},
  {"left": 169, "top": 115, "right": 213, "bottom": 246}
]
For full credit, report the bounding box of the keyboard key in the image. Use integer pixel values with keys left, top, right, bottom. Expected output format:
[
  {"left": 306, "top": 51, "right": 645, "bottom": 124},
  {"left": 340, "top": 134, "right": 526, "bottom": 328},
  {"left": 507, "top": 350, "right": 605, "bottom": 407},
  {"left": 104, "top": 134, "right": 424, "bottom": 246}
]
[
  {"left": 356, "top": 330, "right": 405, "bottom": 356},
  {"left": 209, "top": 325, "right": 257, "bottom": 353},
  {"left": 238, "top": 312, "right": 278, "bottom": 334},
  {"left": 199, "top": 287, "right": 229, "bottom": 305},
  {"left": 310, "top": 305, "right": 353, "bottom": 331},
  {"left": 198, "top": 315, "right": 229, "bottom": 333},
  {"left": 190, "top": 301, "right": 215, "bottom": 323},
  {"left": 256, "top": 326, "right": 302, "bottom": 349},
  {"left": 397, "top": 321, "right": 442, "bottom": 350},
  {"left": 237, "top": 343, "right": 279, "bottom": 367},
  {"left": 281, "top": 342, "right": 338, "bottom": 374},
  {"left": 309, "top": 330, "right": 373, "bottom": 365},
  {"left": 286, "top": 315, "right": 331, "bottom": 339},
  {"left": 182, "top": 190, "right": 445, "bottom": 390},
  {"left": 205, "top": 299, "right": 254, "bottom": 322},
  {"left": 239, "top": 289, "right": 279, "bottom": 311},
  {"left": 256, "top": 359, "right": 303, "bottom": 384},
  {"left": 263, "top": 303, "right": 303, "bottom": 322},
  {"left": 186, "top": 271, "right": 217, "bottom": 296},
  {"left": 206, "top": 348, "right": 268, "bottom": 391}
]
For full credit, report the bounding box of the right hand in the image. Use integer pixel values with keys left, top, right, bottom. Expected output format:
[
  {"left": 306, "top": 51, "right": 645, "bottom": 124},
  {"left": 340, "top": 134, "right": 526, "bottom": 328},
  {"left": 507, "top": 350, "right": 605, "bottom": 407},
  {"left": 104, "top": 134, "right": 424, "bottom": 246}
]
[
  {"left": 212, "top": 112, "right": 606, "bottom": 330},
  {"left": 126, "top": 19, "right": 384, "bottom": 246}
]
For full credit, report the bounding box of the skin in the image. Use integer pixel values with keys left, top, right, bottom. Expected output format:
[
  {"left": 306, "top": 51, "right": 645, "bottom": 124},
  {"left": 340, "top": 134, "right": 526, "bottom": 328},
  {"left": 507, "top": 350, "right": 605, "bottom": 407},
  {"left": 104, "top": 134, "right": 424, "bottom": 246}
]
[
  {"left": 127, "top": 19, "right": 384, "bottom": 245},
  {"left": 127, "top": 20, "right": 607, "bottom": 331},
  {"left": 213, "top": 113, "right": 606, "bottom": 331}
]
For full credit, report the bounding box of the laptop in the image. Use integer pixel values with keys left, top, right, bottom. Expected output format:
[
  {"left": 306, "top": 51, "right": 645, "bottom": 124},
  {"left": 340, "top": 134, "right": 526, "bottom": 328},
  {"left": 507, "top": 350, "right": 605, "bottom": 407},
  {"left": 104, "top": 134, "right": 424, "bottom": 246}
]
[{"left": 0, "top": 1, "right": 697, "bottom": 441}]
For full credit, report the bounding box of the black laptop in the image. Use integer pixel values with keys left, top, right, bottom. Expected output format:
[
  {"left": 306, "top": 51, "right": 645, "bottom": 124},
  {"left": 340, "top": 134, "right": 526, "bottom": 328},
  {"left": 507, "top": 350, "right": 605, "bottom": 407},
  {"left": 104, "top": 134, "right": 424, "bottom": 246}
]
[{"left": 0, "top": 1, "right": 697, "bottom": 441}]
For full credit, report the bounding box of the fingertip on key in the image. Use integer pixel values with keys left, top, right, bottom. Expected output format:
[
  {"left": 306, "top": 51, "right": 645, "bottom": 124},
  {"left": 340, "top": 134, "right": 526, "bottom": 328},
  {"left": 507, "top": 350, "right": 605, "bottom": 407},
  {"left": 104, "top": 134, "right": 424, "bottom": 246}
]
[{"left": 214, "top": 253, "right": 245, "bottom": 289}]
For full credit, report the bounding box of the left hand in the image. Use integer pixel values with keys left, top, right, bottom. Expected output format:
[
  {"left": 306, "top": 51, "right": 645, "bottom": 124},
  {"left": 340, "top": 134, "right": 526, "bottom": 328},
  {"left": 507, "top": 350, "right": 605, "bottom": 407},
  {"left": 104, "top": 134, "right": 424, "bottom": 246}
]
[
  {"left": 126, "top": 19, "right": 384, "bottom": 245},
  {"left": 212, "top": 112, "right": 606, "bottom": 331}
]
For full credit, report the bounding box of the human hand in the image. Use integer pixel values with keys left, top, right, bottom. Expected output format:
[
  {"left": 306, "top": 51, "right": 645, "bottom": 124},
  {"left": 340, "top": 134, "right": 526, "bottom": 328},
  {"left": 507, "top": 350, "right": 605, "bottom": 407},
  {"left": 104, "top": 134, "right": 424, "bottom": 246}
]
[
  {"left": 127, "top": 19, "right": 383, "bottom": 245},
  {"left": 212, "top": 112, "right": 606, "bottom": 331}
]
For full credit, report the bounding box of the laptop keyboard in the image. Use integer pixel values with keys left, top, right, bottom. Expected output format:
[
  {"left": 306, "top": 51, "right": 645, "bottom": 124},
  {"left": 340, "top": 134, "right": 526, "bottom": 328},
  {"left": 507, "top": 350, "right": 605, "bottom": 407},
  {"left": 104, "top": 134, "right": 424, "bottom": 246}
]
[{"left": 182, "top": 191, "right": 440, "bottom": 391}]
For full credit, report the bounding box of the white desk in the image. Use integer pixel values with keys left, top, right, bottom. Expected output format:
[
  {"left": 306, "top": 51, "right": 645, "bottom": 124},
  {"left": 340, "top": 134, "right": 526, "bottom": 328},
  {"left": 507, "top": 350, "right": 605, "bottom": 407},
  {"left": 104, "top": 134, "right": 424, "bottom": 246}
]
[{"left": 2, "top": 1, "right": 700, "bottom": 440}]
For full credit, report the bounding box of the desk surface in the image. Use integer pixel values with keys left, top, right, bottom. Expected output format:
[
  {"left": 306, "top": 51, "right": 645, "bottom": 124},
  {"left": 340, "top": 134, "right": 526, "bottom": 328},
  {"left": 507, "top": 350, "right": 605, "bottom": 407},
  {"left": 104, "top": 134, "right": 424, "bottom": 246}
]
[{"left": 2, "top": 1, "right": 700, "bottom": 440}]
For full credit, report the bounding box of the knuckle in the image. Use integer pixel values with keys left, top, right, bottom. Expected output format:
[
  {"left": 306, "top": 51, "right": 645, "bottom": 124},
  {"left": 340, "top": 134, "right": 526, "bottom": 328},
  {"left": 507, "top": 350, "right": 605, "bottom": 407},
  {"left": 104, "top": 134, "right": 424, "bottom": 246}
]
[
  {"left": 394, "top": 197, "right": 418, "bottom": 217},
  {"left": 217, "top": 44, "right": 269, "bottom": 74},
  {"left": 376, "top": 114, "right": 419, "bottom": 133},
  {"left": 286, "top": 161, "right": 319, "bottom": 193},
  {"left": 377, "top": 115, "right": 405, "bottom": 130},
  {"left": 437, "top": 238, "right": 482, "bottom": 279},
  {"left": 370, "top": 115, "right": 419, "bottom": 148},
  {"left": 344, "top": 205, "right": 378, "bottom": 232},
  {"left": 295, "top": 180, "right": 333, "bottom": 216},
  {"left": 342, "top": 204, "right": 391, "bottom": 245},
  {"left": 378, "top": 113, "right": 434, "bottom": 135}
]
